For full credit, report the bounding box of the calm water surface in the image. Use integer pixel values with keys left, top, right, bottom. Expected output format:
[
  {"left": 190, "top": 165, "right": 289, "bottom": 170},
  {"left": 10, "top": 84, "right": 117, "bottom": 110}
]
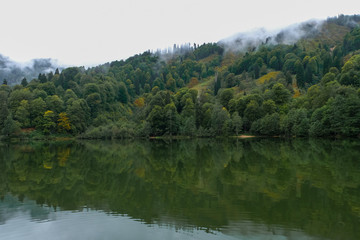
[{"left": 0, "top": 138, "right": 360, "bottom": 240}]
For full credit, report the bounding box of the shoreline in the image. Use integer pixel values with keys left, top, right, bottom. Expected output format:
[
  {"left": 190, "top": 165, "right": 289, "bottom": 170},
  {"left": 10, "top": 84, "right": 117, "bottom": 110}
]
[{"left": 2, "top": 133, "right": 360, "bottom": 142}]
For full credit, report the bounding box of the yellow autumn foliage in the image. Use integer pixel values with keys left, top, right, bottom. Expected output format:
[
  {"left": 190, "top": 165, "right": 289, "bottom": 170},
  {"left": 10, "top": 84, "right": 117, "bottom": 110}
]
[
  {"left": 44, "top": 110, "right": 55, "bottom": 118},
  {"left": 134, "top": 97, "right": 145, "bottom": 108},
  {"left": 293, "top": 89, "right": 301, "bottom": 98},
  {"left": 256, "top": 71, "right": 280, "bottom": 85},
  {"left": 58, "top": 112, "right": 71, "bottom": 131}
]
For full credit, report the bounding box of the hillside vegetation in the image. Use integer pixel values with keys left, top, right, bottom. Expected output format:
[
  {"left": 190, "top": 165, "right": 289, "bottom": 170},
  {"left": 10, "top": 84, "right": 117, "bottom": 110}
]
[{"left": 1, "top": 15, "right": 360, "bottom": 139}]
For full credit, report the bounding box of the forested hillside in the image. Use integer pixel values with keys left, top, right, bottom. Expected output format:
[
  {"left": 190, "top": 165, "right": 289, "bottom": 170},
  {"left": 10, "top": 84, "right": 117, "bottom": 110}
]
[{"left": 1, "top": 15, "right": 360, "bottom": 139}]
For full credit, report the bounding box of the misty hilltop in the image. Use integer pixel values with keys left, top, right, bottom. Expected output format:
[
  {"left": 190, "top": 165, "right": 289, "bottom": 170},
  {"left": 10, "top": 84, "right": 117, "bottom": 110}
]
[
  {"left": 1, "top": 14, "right": 359, "bottom": 87},
  {"left": 219, "top": 14, "right": 360, "bottom": 52},
  {"left": 0, "top": 55, "right": 62, "bottom": 86}
]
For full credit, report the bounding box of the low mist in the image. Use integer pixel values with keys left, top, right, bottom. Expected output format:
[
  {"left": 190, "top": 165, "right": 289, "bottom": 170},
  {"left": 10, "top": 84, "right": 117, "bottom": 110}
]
[
  {"left": 219, "top": 14, "right": 360, "bottom": 53},
  {"left": 0, "top": 54, "right": 62, "bottom": 85},
  {"left": 219, "top": 19, "right": 325, "bottom": 52}
]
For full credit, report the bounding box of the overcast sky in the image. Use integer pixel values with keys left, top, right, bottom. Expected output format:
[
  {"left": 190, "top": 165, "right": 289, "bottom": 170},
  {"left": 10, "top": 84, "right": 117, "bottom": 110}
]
[{"left": 1, "top": 0, "right": 359, "bottom": 66}]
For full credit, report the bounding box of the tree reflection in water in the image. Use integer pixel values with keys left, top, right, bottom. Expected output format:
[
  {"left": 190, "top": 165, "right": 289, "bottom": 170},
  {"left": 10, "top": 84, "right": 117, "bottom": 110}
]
[{"left": 0, "top": 138, "right": 360, "bottom": 239}]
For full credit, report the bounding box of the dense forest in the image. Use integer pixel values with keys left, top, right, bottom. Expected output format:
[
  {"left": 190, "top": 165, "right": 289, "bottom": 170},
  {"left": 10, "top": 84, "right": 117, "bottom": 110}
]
[{"left": 1, "top": 15, "right": 360, "bottom": 139}]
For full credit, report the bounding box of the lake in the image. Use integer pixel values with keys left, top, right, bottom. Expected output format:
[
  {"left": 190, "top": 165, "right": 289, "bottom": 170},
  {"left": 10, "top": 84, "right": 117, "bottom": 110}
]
[{"left": 0, "top": 138, "right": 360, "bottom": 240}]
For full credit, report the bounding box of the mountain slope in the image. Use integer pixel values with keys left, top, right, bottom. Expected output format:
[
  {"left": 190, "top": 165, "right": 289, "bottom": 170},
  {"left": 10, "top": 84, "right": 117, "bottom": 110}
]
[{"left": 1, "top": 14, "right": 360, "bottom": 139}]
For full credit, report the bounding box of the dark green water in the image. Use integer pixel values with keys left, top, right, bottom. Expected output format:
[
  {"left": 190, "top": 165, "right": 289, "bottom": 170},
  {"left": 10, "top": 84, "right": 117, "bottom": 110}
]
[{"left": 0, "top": 138, "right": 360, "bottom": 240}]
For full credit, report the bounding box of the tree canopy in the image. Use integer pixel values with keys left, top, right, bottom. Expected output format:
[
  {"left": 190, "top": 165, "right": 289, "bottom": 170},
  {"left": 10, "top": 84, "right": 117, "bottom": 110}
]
[{"left": 1, "top": 15, "right": 360, "bottom": 139}]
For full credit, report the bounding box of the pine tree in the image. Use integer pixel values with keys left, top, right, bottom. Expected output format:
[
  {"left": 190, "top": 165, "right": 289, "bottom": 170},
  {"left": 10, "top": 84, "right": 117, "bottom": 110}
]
[{"left": 21, "top": 78, "right": 28, "bottom": 87}]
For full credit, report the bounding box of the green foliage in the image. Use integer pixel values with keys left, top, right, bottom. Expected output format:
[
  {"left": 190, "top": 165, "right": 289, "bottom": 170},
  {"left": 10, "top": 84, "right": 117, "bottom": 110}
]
[
  {"left": 166, "top": 77, "right": 176, "bottom": 92},
  {"left": 269, "top": 56, "right": 280, "bottom": 70},
  {"left": 309, "top": 106, "right": 331, "bottom": 137},
  {"left": 251, "top": 113, "right": 281, "bottom": 136},
  {"left": 64, "top": 89, "right": 78, "bottom": 104},
  {"left": 326, "top": 93, "right": 360, "bottom": 136},
  {"left": 343, "top": 27, "right": 360, "bottom": 54},
  {"left": 118, "top": 82, "right": 129, "bottom": 104},
  {"left": 1, "top": 17, "right": 360, "bottom": 138},
  {"left": 231, "top": 111, "right": 243, "bottom": 135},
  {"left": 58, "top": 67, "right": 80, "bottom": 89},
  {"left": 269, "top": 83, "right": 291, "bottom": 105},
  {"left": 33, "top": 89, "right": 47, "bottom": 99},
  {"left": 2, "top": 139, "right": 360, "bottom": 239},
  {"left": 14, "top": 100, "right": 30, "bottom": 128},
  {"left": 147, "top": 105, "right": 166, "bottom": 136},
  {"left": 219, "top": 88, "right": 234, "bottom": 109},
  {"left": 339, "top": 54, "right": 360, "bottom": 87},
  {"left": 46, "top": 95, "right": 64, "bottom": 114},
  {"left": 193, "top": 43, "right": 224, "bottom": 60},
  {"left": 282, "top": 55, "right": 299, "bottom": 73},
  {"left": 8, "top": 88, "right": 33, "bottom": 112},
  {"left": 86, "top": 93, "right": 102, "bottom": 117},
  {"left": 243, "top": 100, "right": 262, "bottom": 130},
  {"left": 262, "top": 99, "right": 277, "bottom": 115},
  {"left": 281, "top": 108, "right": 309, "bottom": 137},
  {"left": 211, "top": 104, "right": 230, "bottom": 135},
  {"left": 295, "top": 60, "right": 305, "bottom": 87},
  {"left": 2, "top": 113, "right": 20, "bottom": 136},
  {"left": 81, "top": 120, "right": 139, "bottom": 139},
  {"left": 21, "top": 78, "right": 28, "bottom": 87},
  {"left": 66, "top": 99, "right": 90, "bottom": 133},
  {"left": 30, "top": 97, "right": 46, "bottom": 128},
  {"left": 0, "top": 91, "right": 9, "bottom": 130},
  {"left": 38, "top": 82, "right": 56, "bottom": 95},
  {"left": 42, "top": 110, "right": 56, "bottom": 134},
  {"left": 321, "top": 72, "right": 336, "bottom": 85},
  {"left": 181, "top": 98, "right": 195, "bottom": 119},
  {"left": 164, "top": 102, "right": 180, "bottom": 135},
  {"left": 180, "top": 116, "right": 196, "bottom": 136}
]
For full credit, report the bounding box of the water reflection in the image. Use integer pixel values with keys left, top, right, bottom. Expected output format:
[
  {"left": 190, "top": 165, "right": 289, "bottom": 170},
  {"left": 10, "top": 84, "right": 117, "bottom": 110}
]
[{"left": 0, "top": 139, "right": 360, "bottom": 239}]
